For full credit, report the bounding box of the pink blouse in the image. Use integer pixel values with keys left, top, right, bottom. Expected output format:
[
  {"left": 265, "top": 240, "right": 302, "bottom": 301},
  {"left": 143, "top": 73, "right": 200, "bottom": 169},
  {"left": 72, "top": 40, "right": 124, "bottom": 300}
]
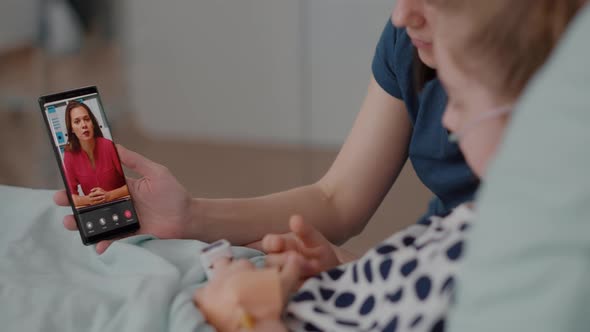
[{"left": 63, "top": 137, "right": 125, "bottom": 195}]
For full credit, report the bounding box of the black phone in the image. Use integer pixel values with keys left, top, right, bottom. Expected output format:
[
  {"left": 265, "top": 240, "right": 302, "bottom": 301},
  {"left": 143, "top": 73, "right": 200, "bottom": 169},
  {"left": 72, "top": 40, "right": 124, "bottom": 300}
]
[{"left": 39, "top": 86, "right": 140, "bottom": 245}]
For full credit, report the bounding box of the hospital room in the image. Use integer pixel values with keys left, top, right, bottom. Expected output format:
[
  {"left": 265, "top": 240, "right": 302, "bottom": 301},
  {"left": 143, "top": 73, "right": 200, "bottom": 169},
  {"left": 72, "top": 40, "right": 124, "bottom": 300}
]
[{"left": 1, "top": 0, "right": 588, "bottom": 331}]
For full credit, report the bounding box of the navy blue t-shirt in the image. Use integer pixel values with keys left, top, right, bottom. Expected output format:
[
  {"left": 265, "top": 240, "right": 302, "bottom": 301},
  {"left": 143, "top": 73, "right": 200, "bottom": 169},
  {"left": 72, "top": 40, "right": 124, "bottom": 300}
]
[{"left": 372, "top": 20, "right": 479, "bottom": 221}]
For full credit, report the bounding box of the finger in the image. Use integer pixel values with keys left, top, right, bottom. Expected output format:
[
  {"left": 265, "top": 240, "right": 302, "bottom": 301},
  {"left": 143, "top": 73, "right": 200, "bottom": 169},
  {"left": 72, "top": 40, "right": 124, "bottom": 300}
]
[
  {"left": 244, "top": 239, "right": 263, "bottom": 251},
  {"left": 91, "top": 188, "right": 105, "bottom": 195},
  {"left": 211, "top": 257, "right": 231, "bottom": 271},
  {"left": 116, "top": 144, "right": 163, "bottom": 177},
  {"left": 88, "top": 190, "right": 103, "bottom": 197},
  {"left": 53, "top": 190, "right": 69, "bottom": 206},
  {"left": 89, "top": 191, "right": 105, "bottom": 200},
  {"left": 93, "top": 194, "right": 106, "bottom": 201},
  {"left": 290, "top": 215, "right": 327, "bottom": 248},
  {"left": 264, "top": 253, "right": 287, "bottom": 269},
  {"left": 279, "top": 253, "right": 305, "bottom": 296},
  {"left": 265, "top": 253, "right": 316, "bottom": 275},
  {"left": 262, "top": 234, "right": 299, "bottom": 254},
  {"left": 96, "top": 239, "right": 114, "bottom": 254},
  {"left": 228, "top": 259, "right": 254, "bottom": 274},
  {"left": 261, "top": 234, "right": 285, "bottom": 253},
  {"left": 63, "top": 215, "right": 78, "bottom": 230}
]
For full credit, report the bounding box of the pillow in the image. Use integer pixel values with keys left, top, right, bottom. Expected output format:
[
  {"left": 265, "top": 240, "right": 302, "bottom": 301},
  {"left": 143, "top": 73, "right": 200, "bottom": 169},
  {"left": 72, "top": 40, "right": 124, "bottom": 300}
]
[{"left": 449, "top": 5, "right": 590, "bottom": 332}]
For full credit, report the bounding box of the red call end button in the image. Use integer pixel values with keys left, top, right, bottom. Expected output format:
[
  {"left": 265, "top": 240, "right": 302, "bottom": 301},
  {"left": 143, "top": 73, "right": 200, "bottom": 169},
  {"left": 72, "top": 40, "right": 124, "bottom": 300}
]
[{"left": 124, "top": 210, "right": 133, "bottom": 219}]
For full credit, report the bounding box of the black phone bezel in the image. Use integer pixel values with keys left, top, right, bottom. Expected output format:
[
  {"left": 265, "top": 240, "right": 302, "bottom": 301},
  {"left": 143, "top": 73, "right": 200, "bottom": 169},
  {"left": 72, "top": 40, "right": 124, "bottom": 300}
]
[{"left": 38, "top": 86, "right": 140, "bottom": 245}]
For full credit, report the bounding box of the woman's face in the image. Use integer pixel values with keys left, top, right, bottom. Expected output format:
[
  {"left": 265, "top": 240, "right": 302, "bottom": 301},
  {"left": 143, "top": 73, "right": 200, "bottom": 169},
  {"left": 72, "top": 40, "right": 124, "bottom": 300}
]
[
  {"left": 70, "top": 106, "right": 95, "bottom": 142},
  {"left": 392, "top": 0, "right": 435, "bottom": 67},
  {"left": 432, "top": 14, "right": 513, "bottom": 178}
]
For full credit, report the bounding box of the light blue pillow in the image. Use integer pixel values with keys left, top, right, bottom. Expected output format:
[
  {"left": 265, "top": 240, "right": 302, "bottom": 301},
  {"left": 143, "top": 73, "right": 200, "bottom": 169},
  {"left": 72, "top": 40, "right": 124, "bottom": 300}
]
[{"left": 449, "top": 5, "right": 590, "bottom": 332}]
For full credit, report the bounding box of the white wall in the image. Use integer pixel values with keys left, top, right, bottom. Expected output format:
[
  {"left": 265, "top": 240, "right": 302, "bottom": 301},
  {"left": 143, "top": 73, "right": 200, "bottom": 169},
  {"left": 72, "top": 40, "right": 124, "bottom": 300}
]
[
  {"left": 0, "top": 0, "right": 39, "bottom": 52},
  {"left": 305, "top": 0, "right": 394, "bottom": 145},
  {"left": 123, "top": 0, "right": 394, "bottom": 146}
]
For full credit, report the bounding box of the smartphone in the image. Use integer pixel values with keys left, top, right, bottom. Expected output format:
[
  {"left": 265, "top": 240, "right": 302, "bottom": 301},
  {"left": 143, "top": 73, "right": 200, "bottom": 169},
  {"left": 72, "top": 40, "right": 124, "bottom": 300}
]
[{"left": 39, "top": 86, "right": 140, "bottom": 245}]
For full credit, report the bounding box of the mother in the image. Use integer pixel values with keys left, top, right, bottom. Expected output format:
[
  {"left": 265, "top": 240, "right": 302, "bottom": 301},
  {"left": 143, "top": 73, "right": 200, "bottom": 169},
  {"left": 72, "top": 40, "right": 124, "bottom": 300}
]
[{"left": 193, "top": 0, "right": 585, "bottom": 330}]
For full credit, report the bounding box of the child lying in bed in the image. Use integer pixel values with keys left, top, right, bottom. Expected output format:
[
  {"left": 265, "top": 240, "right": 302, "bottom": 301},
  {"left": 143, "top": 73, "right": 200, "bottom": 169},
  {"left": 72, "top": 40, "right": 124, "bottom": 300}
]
[{"left": 192, "top": 0, "right": 587, "bottom": 331}]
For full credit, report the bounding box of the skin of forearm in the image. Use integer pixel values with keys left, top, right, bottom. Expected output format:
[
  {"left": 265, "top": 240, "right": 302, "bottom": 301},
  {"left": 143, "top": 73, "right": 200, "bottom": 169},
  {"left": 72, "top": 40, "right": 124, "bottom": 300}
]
[
  {"left": 189, "top": 77, "right": 411, "bottom": 248},
  {"left": 333, "top": 245, "right": 359, "bottom": 264},
  {"left": 190, "top": 183, "right": 355, "bottom": 246},
  {"left": 72, "top": 194, "right": 90, "bottom": 206},
  {"left": 107, "top": 185, "right": 130, "bottom": 201}
]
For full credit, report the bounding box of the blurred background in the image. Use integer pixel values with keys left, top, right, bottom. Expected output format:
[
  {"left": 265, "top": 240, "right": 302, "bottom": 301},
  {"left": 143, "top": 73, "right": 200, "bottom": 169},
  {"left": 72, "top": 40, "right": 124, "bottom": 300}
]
[{"left": 0, "top": 0, "right": 430, "bottom": 253}]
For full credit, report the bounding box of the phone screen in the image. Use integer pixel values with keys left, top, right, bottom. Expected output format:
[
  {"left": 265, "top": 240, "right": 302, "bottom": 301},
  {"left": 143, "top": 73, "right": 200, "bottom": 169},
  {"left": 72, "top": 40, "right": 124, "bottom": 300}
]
[{"left": 39, "top": 86, "right": 140, "bottom": 245}]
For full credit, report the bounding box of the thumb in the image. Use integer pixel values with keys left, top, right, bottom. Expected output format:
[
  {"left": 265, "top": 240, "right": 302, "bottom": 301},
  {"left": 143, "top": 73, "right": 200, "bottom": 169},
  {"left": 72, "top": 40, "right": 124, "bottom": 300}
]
[
  {"left": 116, "top": 144, "right": 162, "bottom": 177},
  {"left": 290, "top": 215, "right": 327, "bottom": 248},
  {"left": 279, "top": 253, "right": 304, "bottom": 297},
  {"left": 96, "top": 239, "right": 115, "bottom": 255}
]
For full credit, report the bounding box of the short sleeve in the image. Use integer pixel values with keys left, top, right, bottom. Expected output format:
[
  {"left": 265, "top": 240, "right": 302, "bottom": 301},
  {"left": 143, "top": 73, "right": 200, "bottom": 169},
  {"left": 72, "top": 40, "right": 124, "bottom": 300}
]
[{"left": 372, "top": 19, "right": 403, "bottom": 99}]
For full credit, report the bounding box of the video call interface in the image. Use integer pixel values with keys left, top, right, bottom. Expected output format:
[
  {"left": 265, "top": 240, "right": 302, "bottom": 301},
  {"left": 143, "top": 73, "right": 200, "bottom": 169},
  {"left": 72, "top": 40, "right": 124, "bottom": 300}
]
[{"left": 44, "top": 93, "right": 138, "bottom": 237}]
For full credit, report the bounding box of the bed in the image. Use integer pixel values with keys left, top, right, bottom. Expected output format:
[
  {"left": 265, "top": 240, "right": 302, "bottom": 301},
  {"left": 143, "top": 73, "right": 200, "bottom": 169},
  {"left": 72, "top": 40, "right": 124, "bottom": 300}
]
[{"left": 0, "top": 185, "right": 264, "bottom": 331}]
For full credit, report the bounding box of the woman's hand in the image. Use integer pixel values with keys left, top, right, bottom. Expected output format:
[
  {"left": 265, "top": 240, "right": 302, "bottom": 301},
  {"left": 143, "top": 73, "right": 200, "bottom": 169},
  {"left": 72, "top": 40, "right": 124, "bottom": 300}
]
[
  {"left": 54, "top": 145, "right": 194, "bottom": 254},
  {"left": 88, "top": 187, "right": 108, "bottom": 204},
  {"left": 262, "top": 215, "right": 341, "bottom": 278},
  {"left": 193, "top": 255, "right": 302, "bottom": 332}
]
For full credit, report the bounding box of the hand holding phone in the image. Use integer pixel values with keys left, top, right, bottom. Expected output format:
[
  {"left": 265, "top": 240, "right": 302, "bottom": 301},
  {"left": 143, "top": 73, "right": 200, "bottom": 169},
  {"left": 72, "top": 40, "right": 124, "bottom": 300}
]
[
  {"left": 53, "top": 145, "right": 195, "bottom": 254},
  {"left": 40, "top": 87, "right": 140, "bottom": 245}
]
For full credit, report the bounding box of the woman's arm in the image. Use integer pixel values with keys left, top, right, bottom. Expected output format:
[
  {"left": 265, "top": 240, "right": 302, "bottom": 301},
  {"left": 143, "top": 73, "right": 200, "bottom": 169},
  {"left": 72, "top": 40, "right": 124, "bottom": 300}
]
[
  {"left": 106, "top": 184, "right": 130, "bottom": 202},
  {"left": 55, "top": 77, "right": 412, "bottom": 254},
  {"left": 87, "top": 185, "right": 130, "bottom": 205},
  {"left": 71, "top": 194, "right": 92, "bottom": 207},
  {"left": 333, "top": 245, "right": 359, "bottom": 264},
  {"left": 190, "top": 76, "right": 412, "bottom": 245}
]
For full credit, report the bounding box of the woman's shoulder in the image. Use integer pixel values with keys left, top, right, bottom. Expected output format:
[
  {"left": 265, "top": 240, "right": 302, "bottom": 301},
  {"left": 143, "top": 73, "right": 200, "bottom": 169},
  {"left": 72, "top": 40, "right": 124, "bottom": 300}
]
[
  {"left": 63, "top": 149, "right": 74, "bottom": 159},
  {"left": 373, "top": 19, "right": 420, "bottom": 101},
  {"left": 62, "top": 149, "right": 79, "bottom": 168},
  {"left": 383, "top": 19, "right": 414, "bottom": 56}
]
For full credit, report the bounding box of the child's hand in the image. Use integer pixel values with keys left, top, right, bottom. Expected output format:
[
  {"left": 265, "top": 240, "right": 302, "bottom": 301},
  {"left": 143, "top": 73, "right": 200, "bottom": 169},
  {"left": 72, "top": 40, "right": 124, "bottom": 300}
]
[
  {"left": 193, "top": 254, "right": 304, "bottom": 332},
  {"left": 262, "top": 215, "right": 341, "bottom": 278}
]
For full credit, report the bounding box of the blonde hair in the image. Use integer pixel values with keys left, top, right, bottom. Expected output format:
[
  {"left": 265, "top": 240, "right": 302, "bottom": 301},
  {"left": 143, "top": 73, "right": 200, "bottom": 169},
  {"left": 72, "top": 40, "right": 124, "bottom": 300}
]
[{"left": 429, "top": 0, "right": 586, "bottom": 98}]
